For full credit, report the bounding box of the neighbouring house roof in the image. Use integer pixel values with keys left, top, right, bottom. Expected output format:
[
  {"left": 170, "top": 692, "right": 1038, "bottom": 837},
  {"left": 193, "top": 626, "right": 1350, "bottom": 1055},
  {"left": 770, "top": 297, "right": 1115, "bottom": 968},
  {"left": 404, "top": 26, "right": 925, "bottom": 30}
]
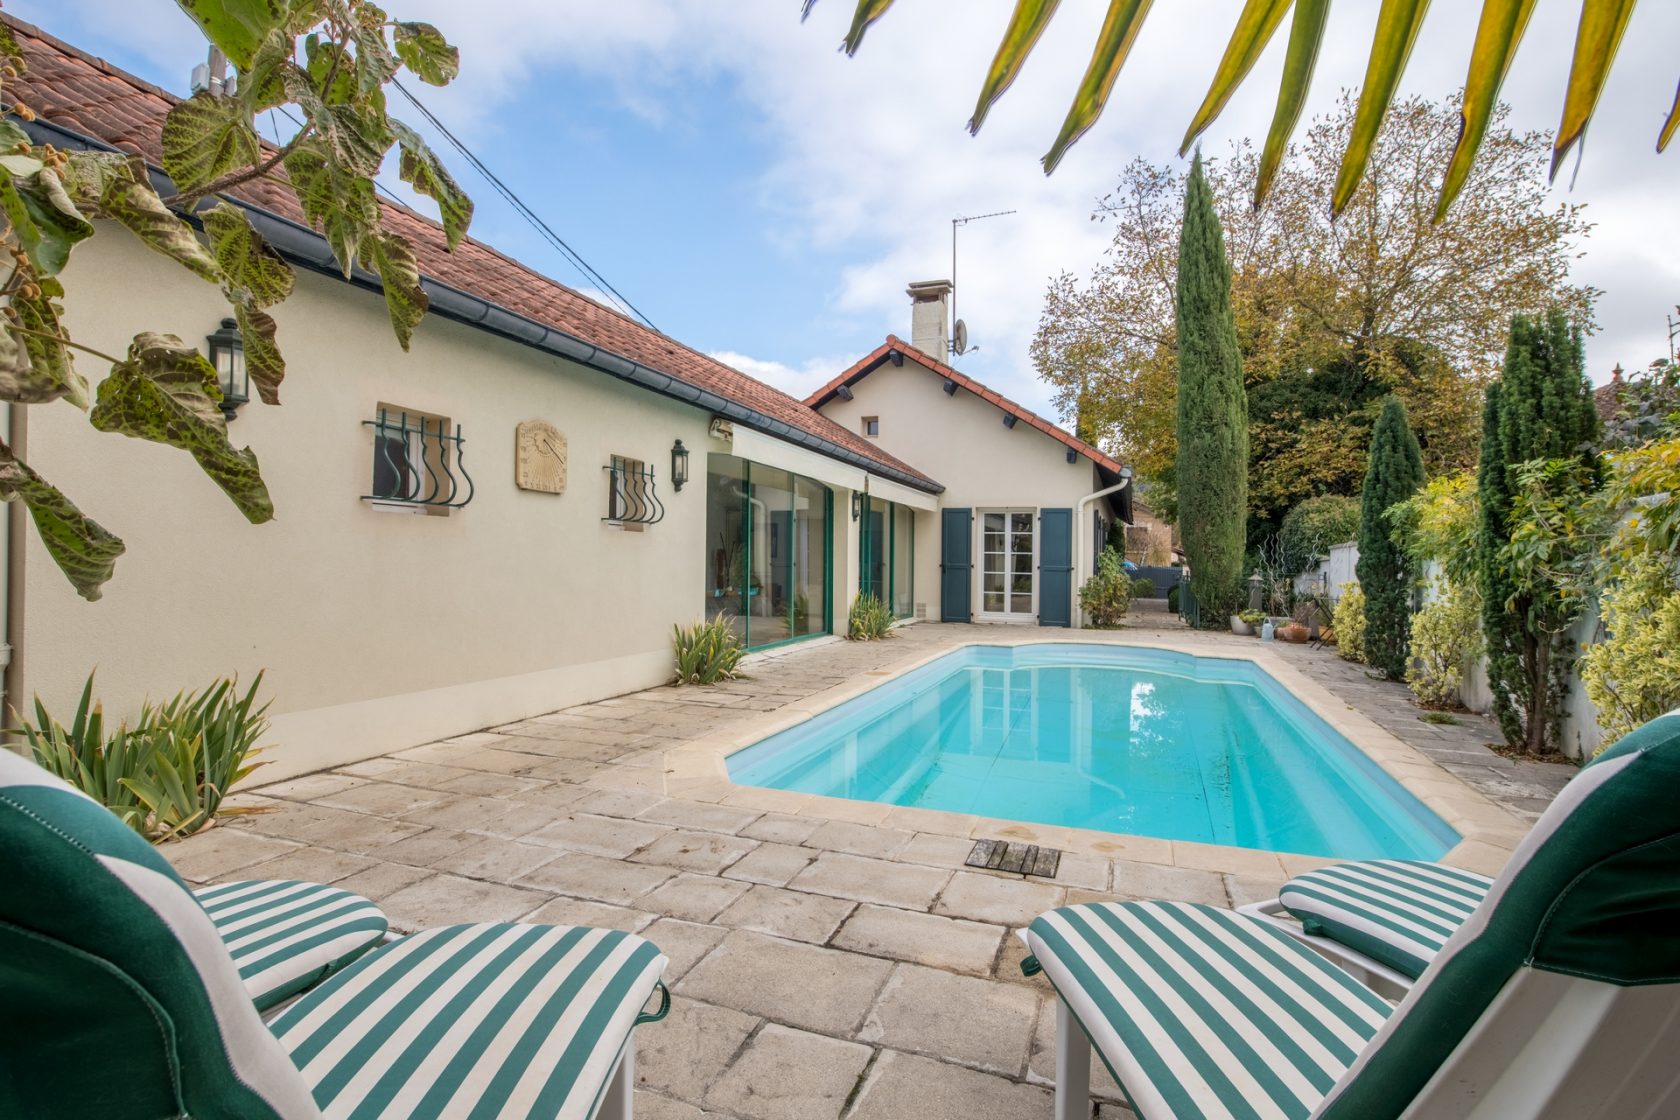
[
  {"left": 806, "top": 337, "right": 1131, "bottom": 478},
  {"left": 1593, "top": 371, "right": 1625, "bottom": 423},
  {"left": 10, "top": 16, "right": 940, "bottom": 494}
]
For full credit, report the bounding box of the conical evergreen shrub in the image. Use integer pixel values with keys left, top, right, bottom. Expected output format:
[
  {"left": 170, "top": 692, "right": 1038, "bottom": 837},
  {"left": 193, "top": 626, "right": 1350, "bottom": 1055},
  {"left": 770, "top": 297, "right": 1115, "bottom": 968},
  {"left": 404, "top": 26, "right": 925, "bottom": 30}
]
[
  {"left": 1357, "top": 396, "right": 1425, "bottom": 678},
  {"left": 1477, "top": 311, "right": 1600, "bottom": 752},
  {"left": 1174, "top": 153, "right": 1247, "bottom": 624}
]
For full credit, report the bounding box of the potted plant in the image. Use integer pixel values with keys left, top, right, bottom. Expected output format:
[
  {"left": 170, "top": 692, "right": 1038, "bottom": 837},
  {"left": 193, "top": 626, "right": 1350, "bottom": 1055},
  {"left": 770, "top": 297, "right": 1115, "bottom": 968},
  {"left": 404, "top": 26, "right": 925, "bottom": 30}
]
[
  {"left": 1278, "top": 618, "right": 1310, "bottom": 642},
  {"left": 1233, "top": 608, "right": 1265, "bottom": 636}
]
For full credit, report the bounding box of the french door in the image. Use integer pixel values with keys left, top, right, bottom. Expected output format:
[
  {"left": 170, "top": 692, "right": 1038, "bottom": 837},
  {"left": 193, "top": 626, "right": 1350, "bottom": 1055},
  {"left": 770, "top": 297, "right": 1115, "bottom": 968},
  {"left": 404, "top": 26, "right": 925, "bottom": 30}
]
[{"left": 978, "top": 510, "right": 1035, "bottom": 621}]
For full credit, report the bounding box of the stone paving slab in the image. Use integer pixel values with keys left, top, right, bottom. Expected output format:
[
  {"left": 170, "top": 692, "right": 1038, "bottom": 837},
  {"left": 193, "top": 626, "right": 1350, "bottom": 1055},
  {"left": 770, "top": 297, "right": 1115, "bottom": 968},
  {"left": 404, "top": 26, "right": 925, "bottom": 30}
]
[{"left": 171, "top": 620, "right": 1572, "bottom": 1119}]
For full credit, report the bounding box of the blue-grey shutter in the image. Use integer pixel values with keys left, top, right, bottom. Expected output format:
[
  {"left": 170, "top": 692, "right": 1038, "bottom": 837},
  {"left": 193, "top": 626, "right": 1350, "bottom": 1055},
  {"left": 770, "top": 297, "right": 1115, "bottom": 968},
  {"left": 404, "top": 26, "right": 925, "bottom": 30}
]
[
  {"left": 1038, "top": 507, "right": 1074, "bottom": 627},
  {"left": 940, "top": 508, "right": 972, "bottom": 621}
]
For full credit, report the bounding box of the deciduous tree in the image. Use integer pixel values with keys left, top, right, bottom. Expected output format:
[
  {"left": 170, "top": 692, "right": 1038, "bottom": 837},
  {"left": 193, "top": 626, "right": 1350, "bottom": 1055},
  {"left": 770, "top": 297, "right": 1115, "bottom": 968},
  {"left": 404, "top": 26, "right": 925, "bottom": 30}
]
[{"left": 1031, "top": 95, "right": 1593, "bottom": 538}]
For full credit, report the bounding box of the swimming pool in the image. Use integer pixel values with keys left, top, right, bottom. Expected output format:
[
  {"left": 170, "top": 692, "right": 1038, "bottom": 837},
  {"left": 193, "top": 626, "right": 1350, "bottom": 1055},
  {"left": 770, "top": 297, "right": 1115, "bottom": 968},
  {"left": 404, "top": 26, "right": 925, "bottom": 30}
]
[{"left": 727, "top": 644, "right": 1457, "bottom": 860}]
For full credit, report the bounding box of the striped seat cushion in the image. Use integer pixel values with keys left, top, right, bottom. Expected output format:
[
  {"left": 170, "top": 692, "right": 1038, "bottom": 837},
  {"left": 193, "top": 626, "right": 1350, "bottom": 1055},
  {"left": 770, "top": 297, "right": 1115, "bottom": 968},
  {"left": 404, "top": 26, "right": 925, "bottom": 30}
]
[
  {"left": 196, "top": 879, "right": 389, "bottom": 1011},
  {"left": 271, "top": 922, "right": 668, "bottom": 1120},
  {"left": 1277, "top": 860, "right": 1493, "bottom": 980},
  {"left": 1025, "top": 901, "right": 1391, "bottom": 1120}
]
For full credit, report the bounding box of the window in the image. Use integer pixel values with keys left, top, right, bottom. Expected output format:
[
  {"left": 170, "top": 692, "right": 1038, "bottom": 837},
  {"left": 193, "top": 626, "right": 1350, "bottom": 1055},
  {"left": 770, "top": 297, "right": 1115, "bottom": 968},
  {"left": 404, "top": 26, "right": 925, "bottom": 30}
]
[
  {"left": 365, "top": 404, "right": 468, "bottom": 515},
  {"left": 859, "top": 496, "right": 915, "bottom": 618},
  {"left": 606, "top": 454, "right": 651, "bottom": 531},
  {"left": 862, "top": 416, "right": 880, "bottom": 437},
  {"left": 705, "top": 454, "right": 832, "bottom": 650}
]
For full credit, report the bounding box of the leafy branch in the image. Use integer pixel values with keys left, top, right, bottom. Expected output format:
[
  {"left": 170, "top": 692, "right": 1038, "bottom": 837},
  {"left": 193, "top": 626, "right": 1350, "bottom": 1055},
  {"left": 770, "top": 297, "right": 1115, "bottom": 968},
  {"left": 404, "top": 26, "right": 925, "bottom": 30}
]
[{"left": 0, "top": 0, "right": 473, "bottom": 599}]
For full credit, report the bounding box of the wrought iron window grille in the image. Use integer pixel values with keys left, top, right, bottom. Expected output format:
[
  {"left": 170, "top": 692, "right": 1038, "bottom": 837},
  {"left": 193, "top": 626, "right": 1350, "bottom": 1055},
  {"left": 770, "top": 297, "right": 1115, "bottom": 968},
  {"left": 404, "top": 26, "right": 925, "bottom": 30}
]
[
  {"left": 362, "top": 408, "right": 475, "bottom": 510},
  {"left": 604, "top": 457, "right": 664, "bottom": 525}
]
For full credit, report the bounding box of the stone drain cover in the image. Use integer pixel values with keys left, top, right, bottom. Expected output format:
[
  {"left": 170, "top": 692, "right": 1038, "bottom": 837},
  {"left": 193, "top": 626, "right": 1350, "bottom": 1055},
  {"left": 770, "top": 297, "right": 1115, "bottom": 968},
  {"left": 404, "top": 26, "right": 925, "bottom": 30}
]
[{"left": 966, "top": 838, "right": 1062, "bottom": 878}]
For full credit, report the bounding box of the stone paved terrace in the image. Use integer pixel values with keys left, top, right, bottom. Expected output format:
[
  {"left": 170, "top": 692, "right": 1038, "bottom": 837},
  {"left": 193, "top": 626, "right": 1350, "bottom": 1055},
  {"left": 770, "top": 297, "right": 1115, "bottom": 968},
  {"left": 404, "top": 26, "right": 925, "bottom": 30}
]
[{"left": 167, "top": 618, "right": 1574, "bottom": 1120}]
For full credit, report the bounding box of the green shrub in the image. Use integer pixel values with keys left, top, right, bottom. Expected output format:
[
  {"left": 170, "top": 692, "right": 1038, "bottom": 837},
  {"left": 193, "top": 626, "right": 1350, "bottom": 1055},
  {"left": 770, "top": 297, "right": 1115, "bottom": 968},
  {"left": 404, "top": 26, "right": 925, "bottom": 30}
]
[
  {"left": 12, "top": 671, "right": 270, "bottom": 841},
  {"left": 1238, "top": 608, "right": 1266, "bottom": 626},
  {"left": 1279, "top": 495, "right": 1360, "bottom": 575},
  {"left": 1167, "top": 583, "right": 1181, "bottom": 613},
  {"left": 847, "top": 593, "right": 895, "bottom": 641},
  {"left": 1406, "top": 587, "right": 1481, "bottom": 709},
  {"left": 1079, "top": 548, "right": 1135, "bottom": 628},
  {"left": 673, "top": 616, "right": 748, "bottom": 684},
  {"left": 1131, "top": 575, "right": 1157, "bottom": 599},
  {"left": 1332, "top": 583, "right": 1366, "bottom": 663},
  {"left": 1358, "top": 396, "right": 1425, "bottom": 678},
  {"left": 1581, "top": 559, "right": 1680, "bottom": 750}
]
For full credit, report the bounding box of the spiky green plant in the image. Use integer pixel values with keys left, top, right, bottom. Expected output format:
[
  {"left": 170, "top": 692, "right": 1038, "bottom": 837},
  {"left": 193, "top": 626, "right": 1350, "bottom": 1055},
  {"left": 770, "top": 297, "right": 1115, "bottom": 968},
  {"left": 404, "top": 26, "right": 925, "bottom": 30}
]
[
  {"left": 127, "top": 674, "right": 270, "bottom": 840},
  {"left": 12, "top": 673, "right": 155, "bottom": 835},
  {"left": 847, "top": 593, "right": 895, "bottom": 641},
  {"left": 673, "top": 616, "right": 748, "bottom": 685}
]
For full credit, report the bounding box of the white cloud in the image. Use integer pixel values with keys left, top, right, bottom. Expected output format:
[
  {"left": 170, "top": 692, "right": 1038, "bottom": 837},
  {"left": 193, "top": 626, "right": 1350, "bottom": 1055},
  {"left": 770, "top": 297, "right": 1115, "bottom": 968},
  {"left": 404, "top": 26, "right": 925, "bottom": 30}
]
[{"left": 707, "top": 349, "right": 849, "bottom": 400}]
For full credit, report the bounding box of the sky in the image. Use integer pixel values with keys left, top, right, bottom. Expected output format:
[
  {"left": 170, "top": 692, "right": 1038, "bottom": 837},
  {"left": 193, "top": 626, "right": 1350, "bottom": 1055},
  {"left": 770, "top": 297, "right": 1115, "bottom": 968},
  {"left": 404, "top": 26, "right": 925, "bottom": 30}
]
[{"left": 20, "top": 1, "right": 1680, "bottom": 426}]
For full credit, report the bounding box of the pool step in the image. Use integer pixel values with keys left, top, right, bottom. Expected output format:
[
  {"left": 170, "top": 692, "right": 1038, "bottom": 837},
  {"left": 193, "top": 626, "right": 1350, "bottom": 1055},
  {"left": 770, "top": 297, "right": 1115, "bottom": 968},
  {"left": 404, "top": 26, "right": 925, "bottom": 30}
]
[{"left": 966, "top": 838, "right": 1062, "bottom": 879}]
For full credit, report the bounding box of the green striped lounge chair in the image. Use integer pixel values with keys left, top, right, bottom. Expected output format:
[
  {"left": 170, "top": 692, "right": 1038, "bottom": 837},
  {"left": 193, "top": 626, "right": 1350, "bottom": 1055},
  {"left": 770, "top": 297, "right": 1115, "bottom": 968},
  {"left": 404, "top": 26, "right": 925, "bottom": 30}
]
[
  {"left": 1018, "top": 709, "right": 1680, "bottom": 1120},
  {"left": 195, "top": 878, "right": 392, "bottom": 1013},
  {"left": 1, "top": 750, "right": 670, "bottom": 1119},
  {"left": 1234, "top": 859, "right": 1493, "bottom": 997}
]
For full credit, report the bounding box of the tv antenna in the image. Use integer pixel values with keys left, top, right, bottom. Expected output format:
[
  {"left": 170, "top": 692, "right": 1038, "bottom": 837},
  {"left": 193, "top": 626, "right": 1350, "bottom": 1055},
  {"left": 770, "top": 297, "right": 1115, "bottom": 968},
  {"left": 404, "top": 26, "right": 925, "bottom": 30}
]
[{"left": 950, "top": 208, "right": 1016, "bottom": 356}]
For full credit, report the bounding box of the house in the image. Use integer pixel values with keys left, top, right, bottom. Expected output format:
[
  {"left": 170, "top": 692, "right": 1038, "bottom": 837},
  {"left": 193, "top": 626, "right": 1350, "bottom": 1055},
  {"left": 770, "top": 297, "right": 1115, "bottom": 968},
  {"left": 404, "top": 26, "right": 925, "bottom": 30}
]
[
  {"left": 806, "top": 280, "right": 1132, "bottom": 626},
  {"left": 11, "top": 18, "right": 1127, "bottom": 781}
]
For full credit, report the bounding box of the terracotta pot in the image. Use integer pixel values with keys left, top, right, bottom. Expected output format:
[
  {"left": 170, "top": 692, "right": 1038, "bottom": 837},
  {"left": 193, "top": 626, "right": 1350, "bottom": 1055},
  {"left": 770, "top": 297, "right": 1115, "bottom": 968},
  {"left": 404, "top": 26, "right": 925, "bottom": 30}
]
[{"left": 1278, "top": 622, "right": 1309, "bottom": 643}]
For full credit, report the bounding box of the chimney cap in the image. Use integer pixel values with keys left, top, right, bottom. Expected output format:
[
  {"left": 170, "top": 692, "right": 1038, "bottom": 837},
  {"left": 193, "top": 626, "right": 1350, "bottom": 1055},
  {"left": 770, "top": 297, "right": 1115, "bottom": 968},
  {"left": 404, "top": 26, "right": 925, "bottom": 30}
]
[{"left": 906, "top": 279, "right": 953, "bottom": 301}]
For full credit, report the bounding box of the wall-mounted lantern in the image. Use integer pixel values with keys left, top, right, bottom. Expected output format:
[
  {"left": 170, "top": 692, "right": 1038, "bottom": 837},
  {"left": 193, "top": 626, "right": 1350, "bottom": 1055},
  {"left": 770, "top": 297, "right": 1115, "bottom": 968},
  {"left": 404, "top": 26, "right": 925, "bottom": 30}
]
[
  {"left": 670, "top": 439, "right": 690, "bottom": 492},
  {"left": 206, "top": 317, "right": 248, "bottom": 422},
  {"left": 851, "top": 491, "right": 862, "bottom": 521}
]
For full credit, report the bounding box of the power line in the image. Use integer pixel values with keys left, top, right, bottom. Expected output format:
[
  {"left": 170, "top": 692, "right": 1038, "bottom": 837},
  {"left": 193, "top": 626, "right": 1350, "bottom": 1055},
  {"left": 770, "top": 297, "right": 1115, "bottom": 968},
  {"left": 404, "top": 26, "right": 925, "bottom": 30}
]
[
  {"left": 265, "top": 94, "right": 657, "bottom": 331},
  {"left": 389, "top": 79, "right": 657, "bottom": 330}
]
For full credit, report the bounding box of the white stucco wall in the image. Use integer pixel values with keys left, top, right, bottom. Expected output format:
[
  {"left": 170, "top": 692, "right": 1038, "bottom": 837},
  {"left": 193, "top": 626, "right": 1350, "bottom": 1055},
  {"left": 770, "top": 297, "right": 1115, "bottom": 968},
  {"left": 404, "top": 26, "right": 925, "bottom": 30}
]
[
  {"left": 31, "top": 227, "right": 850, "bottom": 778},
  {"left": 816, "top": 360, "right": 1110, "bottom": 622}
]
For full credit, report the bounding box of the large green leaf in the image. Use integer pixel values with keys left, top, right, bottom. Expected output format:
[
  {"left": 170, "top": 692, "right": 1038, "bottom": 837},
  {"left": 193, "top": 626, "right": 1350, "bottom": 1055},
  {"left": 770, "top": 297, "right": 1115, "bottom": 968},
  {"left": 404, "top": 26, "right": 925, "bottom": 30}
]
[
  {"left": 174, "top": 0, "right": 287, "bottom": 70},
  {"left": 1043, "top": 0, "right": 1154, "bottom": 174},
  {"left": 61, "top": 152, "right": 221, "bottom": 284},
  {"left": 202, "top": 201, "right": 295, "bottom": 307},
  {"left": 160, "top": 91, "right": 261, "bottom": 194},
  {"left": 1552, "top": 0, "right": 1636, "bottom": 180},
  {"left": 0, "top": 442, "right": 125, "bottom": 601},
  {"left": 90, "top": 333, "right": 274, "bottom": 524},
  {"left": 238, "top": 27, "right": 293, "bottom": 113},
  {"left": 1180, "top": 0, "right": 1291, "bottom": 156},
  {"left": 282, "top": 59, "right": 393, "bottom": 177},
  {"left": 6, "top": 277, "right": 89, "bottom": 406},
  {"left": 392, "top": 22, "right": 459, "bottom": 86},
  {"left": 1437, "top": 0, "right": 1537, "bottom": 220},
  {"left": 969, "top": 0, "right": 1062, "bottom": 136},
  {"left": 354, "top": 23, "right": 400, "bottom": 95},
  {"left": 1254, "top": 0, "right": 1330, "bottom": 207},
  {"left": 234, "top": 302, "right": 284, "bottom": 405},
  {"left": 1330, "top": 0, "right": 1431, "bottom": 216},
  {"left": 367, "top": 231, "right": 428, "bottom": 350},
  {"left": 8, "top": 169, "right": 95, "bottom": 278},
  {"left": 283, "top": 141, "right": 378, "bottom": 275},
  {"left": 391, "top": 120, "right": 472, "bottom": 250},
  {"left": 840, "top": 0, "right": 896, "bottom": 56}
]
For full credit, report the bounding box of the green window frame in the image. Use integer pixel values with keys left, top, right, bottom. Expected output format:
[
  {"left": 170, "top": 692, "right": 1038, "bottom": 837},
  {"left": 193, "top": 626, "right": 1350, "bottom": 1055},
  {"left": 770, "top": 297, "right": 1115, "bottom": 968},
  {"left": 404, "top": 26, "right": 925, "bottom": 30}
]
[
  {"left": 707, "top": 457, "right": 833, "bottom": 652},
  {"left": 858, "top": 497, "right": 915, "bottom": 619}
]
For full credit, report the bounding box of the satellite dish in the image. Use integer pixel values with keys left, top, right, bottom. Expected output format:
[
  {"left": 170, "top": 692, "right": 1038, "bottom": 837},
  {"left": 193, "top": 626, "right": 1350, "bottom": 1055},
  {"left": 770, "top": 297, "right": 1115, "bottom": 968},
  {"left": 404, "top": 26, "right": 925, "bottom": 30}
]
[{"left": 952, "top": 318, "right": 969, "bottom": 356}]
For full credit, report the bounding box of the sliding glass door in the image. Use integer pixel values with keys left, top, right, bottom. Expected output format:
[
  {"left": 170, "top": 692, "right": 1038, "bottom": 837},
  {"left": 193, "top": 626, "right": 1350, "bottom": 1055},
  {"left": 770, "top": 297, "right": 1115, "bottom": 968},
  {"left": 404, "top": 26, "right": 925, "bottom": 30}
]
[
  {"left": 705, "top": 453, "right": 832, "bottom": 649},
  {"left": 858, "top": 496, "right": 915, "bottom": 619}
]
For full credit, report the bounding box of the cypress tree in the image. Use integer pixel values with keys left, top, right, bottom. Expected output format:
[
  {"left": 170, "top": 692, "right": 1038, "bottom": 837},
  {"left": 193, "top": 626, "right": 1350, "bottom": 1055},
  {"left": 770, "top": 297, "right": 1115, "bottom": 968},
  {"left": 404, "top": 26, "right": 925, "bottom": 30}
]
[
  {"left": 1175, "top": 152, "right": 1247, "bottom": 624},
  {"left": 1357, "top": 396, "right": 1426, "bottom": 678},
  {"left": 1477, "top": 311, "right": 1600, "bottom": 753}
]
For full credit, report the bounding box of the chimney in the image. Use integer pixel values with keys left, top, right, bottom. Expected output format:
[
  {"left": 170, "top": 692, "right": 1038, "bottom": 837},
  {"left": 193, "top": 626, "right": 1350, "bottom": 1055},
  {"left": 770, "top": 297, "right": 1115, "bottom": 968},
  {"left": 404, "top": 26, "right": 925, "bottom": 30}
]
[
  {"left": 1611, "top": 363, "right": 1624, "bottom": 383},
  {"left": 907, "top": 280, "right": 951, "bottom": 358}
]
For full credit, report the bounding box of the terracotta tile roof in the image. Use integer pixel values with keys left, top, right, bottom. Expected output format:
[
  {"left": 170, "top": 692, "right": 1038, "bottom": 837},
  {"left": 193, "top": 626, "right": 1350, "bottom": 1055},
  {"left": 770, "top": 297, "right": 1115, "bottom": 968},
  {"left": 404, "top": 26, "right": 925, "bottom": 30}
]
[
  {"left": 1594, "top": 376, "right": 1624, "bottom": 422},
  {"left": 806, "top": 336, "right": 1129, "bottom": 476},
  {"left": 8, "top": 15, "right": 938, "bottom": 491}
]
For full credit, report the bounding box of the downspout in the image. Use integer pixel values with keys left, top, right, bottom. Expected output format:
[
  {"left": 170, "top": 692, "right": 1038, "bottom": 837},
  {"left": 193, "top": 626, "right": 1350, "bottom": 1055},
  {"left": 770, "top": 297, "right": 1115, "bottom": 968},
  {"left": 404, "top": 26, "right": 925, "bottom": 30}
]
[
  {"left": 1074, "top": 469, "right": 1132, "bottom": 629},
  {"left": 3, "top": 402, "right": 23, "bottom": 719}
]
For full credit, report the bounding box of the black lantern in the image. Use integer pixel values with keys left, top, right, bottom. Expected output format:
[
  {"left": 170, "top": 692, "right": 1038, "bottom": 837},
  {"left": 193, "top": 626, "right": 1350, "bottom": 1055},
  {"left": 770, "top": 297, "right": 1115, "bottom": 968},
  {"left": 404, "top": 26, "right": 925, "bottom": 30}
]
[
  {"left": 207, "top": 317, "right": 248, "bottom": 421},
  {"left": 851, "top": 491, "right": 862, "bottom": 521},
  {"left": 670, "top": 439, "right": 690, "bottom": 492}
]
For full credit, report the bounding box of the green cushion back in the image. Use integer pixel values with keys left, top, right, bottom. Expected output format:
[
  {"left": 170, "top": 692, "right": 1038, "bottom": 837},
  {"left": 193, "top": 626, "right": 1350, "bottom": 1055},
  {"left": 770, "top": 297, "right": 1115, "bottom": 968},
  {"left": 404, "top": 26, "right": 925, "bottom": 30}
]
[
  {"left": 1317, "top": 710, "right": 1680, "bottom": 1118},
  {"left": 0, "top": 750, "right": 319, "bottom": 1118}
]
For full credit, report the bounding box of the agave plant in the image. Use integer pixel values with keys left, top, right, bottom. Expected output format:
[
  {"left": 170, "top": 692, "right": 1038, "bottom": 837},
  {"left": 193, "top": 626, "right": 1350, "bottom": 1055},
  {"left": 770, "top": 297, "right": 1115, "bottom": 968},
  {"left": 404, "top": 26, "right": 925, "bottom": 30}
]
[
  {"left": 847, "top": 592, "right": 896, "bottom": 640},
  {"left": 807, "top": 0, "right": 1671, "bottom": 217},
  {"left": 127, "top": 673, "right": 271, "bottom": 840},
  {"left": 674, "top": 616, "right": 749, "bottom": 685},
  {"left": 12, "top": 673, "right": 156, "bottom": 835}
]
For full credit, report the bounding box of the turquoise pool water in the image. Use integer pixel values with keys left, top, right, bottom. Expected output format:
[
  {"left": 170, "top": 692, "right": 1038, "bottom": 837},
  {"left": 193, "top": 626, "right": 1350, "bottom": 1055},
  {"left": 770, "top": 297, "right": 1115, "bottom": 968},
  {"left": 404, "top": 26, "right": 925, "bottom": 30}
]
[{"left": 727, "top": 644, "right": 1457, "bottom": 860}]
